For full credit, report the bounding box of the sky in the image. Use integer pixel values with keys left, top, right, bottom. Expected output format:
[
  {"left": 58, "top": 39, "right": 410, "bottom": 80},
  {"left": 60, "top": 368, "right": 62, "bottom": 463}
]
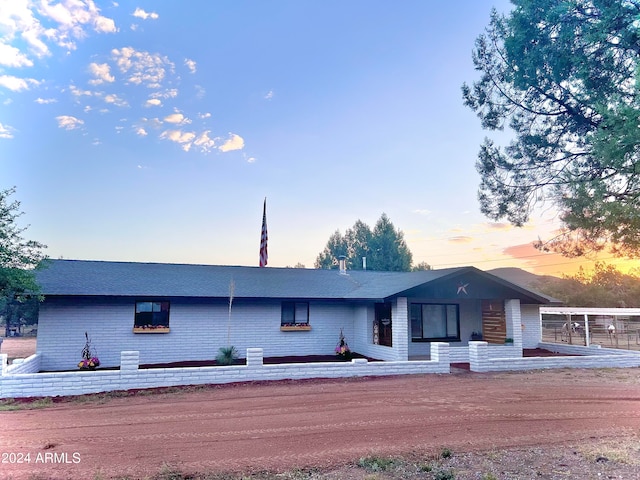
[{"left": 2, "top": 0, "right": 639, "bottom": 278}]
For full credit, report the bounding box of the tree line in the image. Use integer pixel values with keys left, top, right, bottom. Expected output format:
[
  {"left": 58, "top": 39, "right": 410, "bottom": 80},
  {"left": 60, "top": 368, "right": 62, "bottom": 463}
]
[
  {"left": 315, "top": 213, "right": 431, "bottom": 271},
  {"left": 0, "top": 187, "right": 47, "bottom": 336},
  {"left": 534, "top": 262, "right": 640, "bottom": 308}
]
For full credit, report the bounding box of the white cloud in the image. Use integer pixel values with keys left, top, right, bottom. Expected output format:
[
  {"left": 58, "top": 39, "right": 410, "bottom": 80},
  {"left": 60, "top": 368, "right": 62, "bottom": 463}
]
[
  {"left": 104, "top": 93, "right": 128, "bottom": 107},
  {"left": 0, "top": 43, "right": 34, "bottom": 67},
  {"left": 56, "top": 115, "right": 84, "bottom": 130},
  {"left": 264, "top": 90, "right": 274, "bottom": 100},
  {"left": 132, "top": 8, "right": 159, "bottom": 20},
  {"left": 0, "top": 75, "right": 39, "bottom": 91},
  {"left": 164, "top": 112, "right": 190, "bottom": 124},
  {"left": 218, "top": 133, "right": 244, "bottom": 152},
  {"left": 35, "top": 97, "right": 57, "bottom": 104},
  {"left": 144, "top": 98, "right": 161, "bottom": 107},
  {"left": 141, "top": 117, "right": 163, "bottom": 129},
  {"left": 18, "top": 0, "right": 118, "bottom": 56},
  {"left": 95, "top": 16, "right": 117, "bottom": 33},
  {"left": 198, "top": 112, "right": 211, "bottom": 119},
  {"left": 413, "top": 209, "right": 431, "bottom": 216},
  {"left": 111, "top": 47, "right": 174, "bottom": 88},
  {"left": 0, "top": 1, "right": 49, "bottom": 59},
  {"left": 160, "top": 129, "right": 196, "bottom": 151},
  {"left": 88, "top": 62, "right": 115, "bottom": 85},
  {"left": 0, "top": 123, "right": 16, "bottom": 139},
  {"left": 70, "top": 84, "right": 93, "bottom": 97},
  {"left": 150, "top": 88, "right": 178, "bottom": 99},
  {"left": 193, "top": 131, "right": 215, "bottom": 153},
  {"left": 448, "top": 236, "right": 474, "bottom": 244},
  {"left": 135, "top": 127, "right": 147, "bottom": 136},
  {"left": 184, "top": 58, "right": 196, "bottom": 73}
]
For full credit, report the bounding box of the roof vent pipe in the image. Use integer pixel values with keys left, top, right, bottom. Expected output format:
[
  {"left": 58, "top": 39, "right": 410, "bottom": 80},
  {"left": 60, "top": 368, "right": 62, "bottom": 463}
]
[{"left": 338, "top": 255, "right": 347, "bottom": 275}]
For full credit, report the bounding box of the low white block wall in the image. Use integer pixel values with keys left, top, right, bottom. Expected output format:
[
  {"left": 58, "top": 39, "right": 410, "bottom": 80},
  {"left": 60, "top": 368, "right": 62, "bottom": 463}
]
[
  {"left": 0, "top": 344, "right": 450, "bottom": 399},
  {"left": 469, "top": 341, "right": 640, "bottom": 372},
  {"left": 537, "top": 342, "right": 638, "bottom": 356},
  {"left": 449, "top": 345, "right": 521, "bottom": 363},
  {"left": 4, "top": 354, "right": 41, "bottom": 374}
]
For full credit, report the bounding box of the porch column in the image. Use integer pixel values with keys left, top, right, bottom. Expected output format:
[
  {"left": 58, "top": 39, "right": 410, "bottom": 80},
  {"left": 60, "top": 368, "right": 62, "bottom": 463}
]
[
  {"left": 505, "top": 299, "right": 523, "bottom": 353},
  {"left": 392, "top": 297, "right": 409, "bottom": 361}
]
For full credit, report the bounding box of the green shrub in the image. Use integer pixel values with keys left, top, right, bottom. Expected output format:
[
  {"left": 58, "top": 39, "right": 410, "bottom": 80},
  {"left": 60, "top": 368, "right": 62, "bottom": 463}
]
[
  {"left": 357, "top": 455, "right": 396, "bottom": 471},
  {"left": 216, "top": 346, "right": 238, "bottom": 365},
  {"left": 434, "top": 468, "right": 456, "bottom": 480}
]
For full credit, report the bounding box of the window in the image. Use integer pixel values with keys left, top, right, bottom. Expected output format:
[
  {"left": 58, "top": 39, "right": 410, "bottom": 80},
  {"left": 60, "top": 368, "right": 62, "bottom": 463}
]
[
  {"left": 134, "top": 301, "right": 170, "bottom": 332},
  {"left": 281, "top": 302, "right": 309, "bottom": 326},
  {"left": 410, "top": 303, "right": 459, "bottom": 341}
]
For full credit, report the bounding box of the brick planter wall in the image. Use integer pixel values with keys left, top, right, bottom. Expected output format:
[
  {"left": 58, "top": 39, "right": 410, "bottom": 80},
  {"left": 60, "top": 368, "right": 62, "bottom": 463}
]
[{"left": 0, "top": 344, "right": 450, "bottom": 399}]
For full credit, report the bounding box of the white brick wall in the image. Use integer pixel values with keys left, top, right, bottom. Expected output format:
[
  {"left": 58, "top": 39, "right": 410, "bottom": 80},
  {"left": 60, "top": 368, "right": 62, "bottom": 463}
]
[
  {"left": 505, "top": 299, "right": 522, "bottom": 351},
  {"left": 37, "top": 298, "right": 359, "bottom": 371},
  {"left": 4, "top": 354, "right": 41, "bottom": 374},
  {"left": 35, "top": 296, "right": 546, "bottom": 371},
  {"left": 521, "top": 304, "right": 541, "bottom": 348},
  {"left": 0, "top": 345, "right": 450, "bottom": 399},
  {"left": 392, "top": 297, "right": 408, "bottom": 361},
  {"left": 469, "top": 341, "right": 640, "bottom": 372},
  {"left": 537, "top": 342, "right": 638, "bottom": 356}
]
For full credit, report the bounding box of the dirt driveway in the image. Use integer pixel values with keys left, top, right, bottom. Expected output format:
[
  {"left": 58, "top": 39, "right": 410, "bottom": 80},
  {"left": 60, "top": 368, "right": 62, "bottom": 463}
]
[{"left": 1, "top": 368, "right": 639, "bottom": 479}]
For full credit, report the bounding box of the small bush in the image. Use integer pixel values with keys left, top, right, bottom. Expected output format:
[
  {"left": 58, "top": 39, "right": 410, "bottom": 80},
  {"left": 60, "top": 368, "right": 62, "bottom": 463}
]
[
  {"left": 357, "top": 455, "right": 396, "bottom": 471},
  {"left": 216, "top": 346, "right": 238, "bottom": 366},
  {"left": 434, "top": 468, "right": 456, "bottom": 480}
]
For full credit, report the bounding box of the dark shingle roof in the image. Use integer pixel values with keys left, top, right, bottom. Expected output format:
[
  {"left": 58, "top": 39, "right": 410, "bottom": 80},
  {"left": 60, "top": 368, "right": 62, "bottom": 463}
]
[{"left": 36, "top": 259, "right": 555, "bottom": 303}]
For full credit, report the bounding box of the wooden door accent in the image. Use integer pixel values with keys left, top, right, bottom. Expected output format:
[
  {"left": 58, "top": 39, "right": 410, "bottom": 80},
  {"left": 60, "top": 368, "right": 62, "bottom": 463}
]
[{"left": 481, "top": 300, "right": 506, "bottom": 344}]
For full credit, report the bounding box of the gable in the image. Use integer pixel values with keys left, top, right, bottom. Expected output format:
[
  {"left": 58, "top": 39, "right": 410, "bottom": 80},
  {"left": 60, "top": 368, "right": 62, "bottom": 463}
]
[{"left": 389, "top": 269, "right": 552, "bottom": 304}]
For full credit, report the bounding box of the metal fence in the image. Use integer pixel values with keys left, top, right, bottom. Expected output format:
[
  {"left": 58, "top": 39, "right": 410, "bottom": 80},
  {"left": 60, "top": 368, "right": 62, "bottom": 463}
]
[{"left": 541, "top": 314, "right": 640, "bottom": 351}]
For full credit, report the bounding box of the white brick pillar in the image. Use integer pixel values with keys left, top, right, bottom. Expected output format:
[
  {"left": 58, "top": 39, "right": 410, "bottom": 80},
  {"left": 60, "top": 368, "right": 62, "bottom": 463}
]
[
  {"left": 505, "top": 299, "right": 523, "bottom": 354},
  {"left": 120, "top": 351, "right": 140, "bottom": 372},
  {"left": 246, "top": 348, "right": 264, "bottom": 368},
  {"left": 392, "top": 297, "right": 409, "bottom": 361},
  {"left": 0, "top": 353, "right": 7, "bottom": 375},
  {"left": 469, "top": 341, "right": 488, "bottom": 372},
  {"left": 430, "top": 342, "right": 450, "bottom": 373}
]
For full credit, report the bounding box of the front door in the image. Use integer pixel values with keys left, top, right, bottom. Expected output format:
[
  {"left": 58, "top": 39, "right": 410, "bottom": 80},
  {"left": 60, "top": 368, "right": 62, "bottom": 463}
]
[
  {"left": 375, "top": 303, "right": 392, "bottom": 347},
  {"left": 482, "top": 300, "right": 506, "bottom": 344}
]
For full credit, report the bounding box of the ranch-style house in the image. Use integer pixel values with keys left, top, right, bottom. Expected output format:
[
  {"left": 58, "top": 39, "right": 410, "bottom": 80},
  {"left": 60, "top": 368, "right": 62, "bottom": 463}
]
[{"left": 33, "top": 259, "right": 556, "bottom": 371}]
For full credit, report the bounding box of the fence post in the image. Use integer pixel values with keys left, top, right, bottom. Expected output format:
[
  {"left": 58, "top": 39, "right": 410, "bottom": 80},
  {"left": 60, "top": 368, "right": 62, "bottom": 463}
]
[
  {"left": 120, "top": 351, "right": 140, "bottom": 372},
  {"left": 430, "top": 342, "right": 450, "bottom": 373},
  {"left": 246, "top": 348, "right": 264, "bottom": 369},
  {"left": 469, "top": 341, "right": 489, "bottom": 372}
]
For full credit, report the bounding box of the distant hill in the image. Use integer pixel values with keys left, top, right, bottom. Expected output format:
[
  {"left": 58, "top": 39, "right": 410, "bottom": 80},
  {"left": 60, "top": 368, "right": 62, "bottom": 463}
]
[{"left": 487, "top": 267, "right": 561, "bottom": 289}]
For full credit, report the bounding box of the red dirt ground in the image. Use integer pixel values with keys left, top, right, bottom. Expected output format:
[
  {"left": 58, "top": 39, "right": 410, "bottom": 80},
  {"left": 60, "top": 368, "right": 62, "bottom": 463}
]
[{"left": 1, "top": 368, "right": 639, "bottom": 479}]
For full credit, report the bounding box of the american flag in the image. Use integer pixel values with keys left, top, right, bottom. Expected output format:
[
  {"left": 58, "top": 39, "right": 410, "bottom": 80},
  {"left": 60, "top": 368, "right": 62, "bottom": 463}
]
[{"left": 259, "top": 198, "right": 268, "bottom": 267}]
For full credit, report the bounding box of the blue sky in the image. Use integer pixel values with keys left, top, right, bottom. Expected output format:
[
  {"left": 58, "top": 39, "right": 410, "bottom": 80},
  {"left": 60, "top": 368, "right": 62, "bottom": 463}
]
[{"left": 2, "top": 0, "right": 634, "bottom": 276}]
